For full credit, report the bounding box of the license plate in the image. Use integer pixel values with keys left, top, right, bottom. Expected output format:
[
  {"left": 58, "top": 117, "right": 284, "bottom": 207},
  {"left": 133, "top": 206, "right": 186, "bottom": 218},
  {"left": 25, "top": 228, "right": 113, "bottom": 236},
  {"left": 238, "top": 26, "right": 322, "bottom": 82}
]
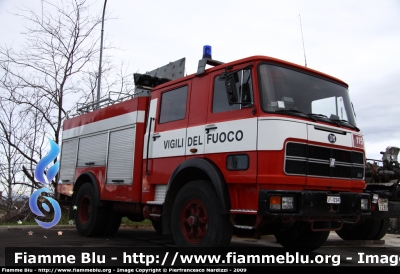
[
  {"left": 378, "top": 198, "right": 388, "bottom": 211},
  {"left": 327, "top": 196, "right": 341, "bottom": 204}
]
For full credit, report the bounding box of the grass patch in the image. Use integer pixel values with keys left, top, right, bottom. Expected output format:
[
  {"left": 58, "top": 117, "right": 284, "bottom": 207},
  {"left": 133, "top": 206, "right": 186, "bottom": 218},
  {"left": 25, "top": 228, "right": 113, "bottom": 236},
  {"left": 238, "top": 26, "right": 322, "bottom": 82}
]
[
  {"left": 59, "top": 211, "right": 71, "bottom": 225},
  {"left": 0, "top": 211, "right": 71, "bottom": 226},
  {"left": 0, "top": 215, "right": 152, "bottom": 227},
  {"left": 0, "top": 220, "right": 38, "bottom": 226},
  {"left": 121, "top": 217, "right": 151, "bottom": 226}
]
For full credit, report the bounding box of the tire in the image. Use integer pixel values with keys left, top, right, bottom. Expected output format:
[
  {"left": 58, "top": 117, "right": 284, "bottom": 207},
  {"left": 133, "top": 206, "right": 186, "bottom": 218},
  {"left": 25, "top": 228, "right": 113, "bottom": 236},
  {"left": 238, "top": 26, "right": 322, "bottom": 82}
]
[
  {"left": 274, "top": 222, "right": 330, "bottom": 252},
  {"left": 74, "top": 184, "right": 108, "bottom": 237},
  {"left": 171, "top": 180, "right": 233, "bottom": 247},
  {"left": 152, "top": 219, "right": 163, "bottom": 234},
  {"left": 336, "top": 219, "right": 381, "bottom": 240},
  {"left": 103, "top": 209, "right": 122, "bottom": 236},
  {"left": 373, "top": 218, "right": 390, "bottom": 240}
]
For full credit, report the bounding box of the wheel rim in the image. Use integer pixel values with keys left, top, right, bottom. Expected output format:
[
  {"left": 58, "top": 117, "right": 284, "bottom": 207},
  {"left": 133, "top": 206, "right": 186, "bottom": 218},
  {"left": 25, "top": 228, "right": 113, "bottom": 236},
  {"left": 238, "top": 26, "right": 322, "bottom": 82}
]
[
  {"left": 78, "top": 195, "right": 91, "bottom": 224},
  {"left": 179, "top": 198, "right": 208, "bottom": 244}
]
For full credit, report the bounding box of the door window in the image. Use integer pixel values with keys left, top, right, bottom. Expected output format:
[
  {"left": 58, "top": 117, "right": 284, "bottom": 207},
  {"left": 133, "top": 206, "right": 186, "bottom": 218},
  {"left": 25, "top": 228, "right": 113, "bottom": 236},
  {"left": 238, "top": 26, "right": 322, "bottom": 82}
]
[
  {"left": 212, "top": 68, "right": 253, "bottom": 113},
  {"left": 159, "top": 86, "right": 188, "bottom": 123}
]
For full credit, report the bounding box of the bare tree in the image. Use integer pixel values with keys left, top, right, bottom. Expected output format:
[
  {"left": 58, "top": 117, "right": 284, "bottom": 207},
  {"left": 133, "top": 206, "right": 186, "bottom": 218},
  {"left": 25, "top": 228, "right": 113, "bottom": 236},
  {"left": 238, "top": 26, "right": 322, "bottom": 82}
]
[
  {"left": 0, "top": 0, "right": 106, "bottom": 190},
  {"left": 0, "top": 1, "right": 137, "bottom": 223},
  {"left": 79, "top": 60, "right": 136, "bottom": 110},
  {"left": 0, "top": 99, "right": 32, "bottom": 221}
]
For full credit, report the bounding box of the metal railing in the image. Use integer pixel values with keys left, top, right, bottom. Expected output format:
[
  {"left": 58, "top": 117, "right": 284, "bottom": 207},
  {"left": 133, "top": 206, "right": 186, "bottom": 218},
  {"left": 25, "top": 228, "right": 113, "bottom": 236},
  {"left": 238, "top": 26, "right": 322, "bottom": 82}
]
[{"left": 74, "top": 88, "right": 151, "bottom": 116}]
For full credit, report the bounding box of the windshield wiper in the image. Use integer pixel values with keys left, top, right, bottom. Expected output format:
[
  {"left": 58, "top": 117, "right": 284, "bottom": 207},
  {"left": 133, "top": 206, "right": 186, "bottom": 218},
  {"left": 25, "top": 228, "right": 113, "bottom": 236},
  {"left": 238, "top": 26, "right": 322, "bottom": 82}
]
[
  {"left": 308, "top": 113, "right": 341, "bottom": 127},
  {"left": 308, "top": 113, "right": 328, "bottom": 119},
  {"left": 275, "top": 109, "right": 317, "bottom": 122},
  {"left": 331, "top": 119, "right": 360, "bottom": 131}
]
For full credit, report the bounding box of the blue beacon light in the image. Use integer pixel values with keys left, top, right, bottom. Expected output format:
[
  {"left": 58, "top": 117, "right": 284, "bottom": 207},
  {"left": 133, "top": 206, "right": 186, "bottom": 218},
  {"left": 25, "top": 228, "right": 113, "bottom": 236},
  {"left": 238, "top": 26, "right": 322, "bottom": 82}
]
[{"left": 203, "top": 45, "right": 212, "bottom": 59}]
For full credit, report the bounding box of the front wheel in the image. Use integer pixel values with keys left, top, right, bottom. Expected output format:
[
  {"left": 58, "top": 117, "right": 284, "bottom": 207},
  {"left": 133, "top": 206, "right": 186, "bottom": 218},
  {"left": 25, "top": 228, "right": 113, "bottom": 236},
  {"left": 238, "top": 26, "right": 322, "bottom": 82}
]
[
  {"left": 335, "top": 219, "right": 381, "bottom": 240},
  {"left": 103, "top": 209, "right": 122, "bottom": 236},
  {"left": 171, "top": 180, "right": 232, "bottom": 247},
  {"left": 152, "top": 219, "right": 163, "bottom": 234},
  {"left": 274, "top": 221, "right": 330, "bottom": 252},
  {"left": 372, "top": 218, "right": 390, "bottom": 240}
]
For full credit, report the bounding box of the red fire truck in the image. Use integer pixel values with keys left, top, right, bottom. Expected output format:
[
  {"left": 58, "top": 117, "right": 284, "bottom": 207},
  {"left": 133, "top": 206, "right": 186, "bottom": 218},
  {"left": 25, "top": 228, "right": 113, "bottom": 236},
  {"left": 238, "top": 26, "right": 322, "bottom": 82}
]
[{"left": 56, "top": 46, "right": 371, "bottom": 251}]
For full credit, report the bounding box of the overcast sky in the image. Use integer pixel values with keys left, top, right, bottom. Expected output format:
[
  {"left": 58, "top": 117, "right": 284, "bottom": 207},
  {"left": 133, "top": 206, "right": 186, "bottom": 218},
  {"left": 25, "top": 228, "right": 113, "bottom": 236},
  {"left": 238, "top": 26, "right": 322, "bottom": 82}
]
[{"left": 1, "top": 0, "right": 399, "bottom": 161}]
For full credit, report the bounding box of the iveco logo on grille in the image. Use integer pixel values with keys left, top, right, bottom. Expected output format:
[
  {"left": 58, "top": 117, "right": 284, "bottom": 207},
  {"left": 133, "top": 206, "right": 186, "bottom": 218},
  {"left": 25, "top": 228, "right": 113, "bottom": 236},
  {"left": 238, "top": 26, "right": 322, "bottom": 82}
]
[{"left": 328, "top": 134, "right": 337, "bottom": 143}]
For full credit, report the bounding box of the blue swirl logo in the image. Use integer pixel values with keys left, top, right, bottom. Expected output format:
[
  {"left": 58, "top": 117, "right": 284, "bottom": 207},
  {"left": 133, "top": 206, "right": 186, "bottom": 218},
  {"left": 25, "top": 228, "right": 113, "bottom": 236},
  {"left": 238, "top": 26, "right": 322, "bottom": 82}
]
[
  {"left": 34, "top": 139, "right": 60, "bottom": 185},
  {"left": 29, "top": 139, "right": 61, "bottom": 229}
]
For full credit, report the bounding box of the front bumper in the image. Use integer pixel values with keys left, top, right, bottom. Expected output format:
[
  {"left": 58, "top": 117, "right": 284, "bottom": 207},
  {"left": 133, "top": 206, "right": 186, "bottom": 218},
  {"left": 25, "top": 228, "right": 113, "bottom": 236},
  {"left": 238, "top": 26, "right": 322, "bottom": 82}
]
[{"left": 258, "top": 190, "right": 371, "bottom": 219}]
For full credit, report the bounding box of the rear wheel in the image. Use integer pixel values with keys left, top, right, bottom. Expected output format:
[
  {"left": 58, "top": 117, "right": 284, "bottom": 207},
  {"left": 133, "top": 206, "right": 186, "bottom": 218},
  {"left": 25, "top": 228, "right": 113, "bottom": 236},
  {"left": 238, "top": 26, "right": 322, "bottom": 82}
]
[
  {"left": 171, "top": 180, "right": 232, "bottom": 247},
  {"left": 274, "top": 222, "right": 330, "bottom": 252},
  {"left": 74, "top": 184, "right": 108, "bottom": 237}
]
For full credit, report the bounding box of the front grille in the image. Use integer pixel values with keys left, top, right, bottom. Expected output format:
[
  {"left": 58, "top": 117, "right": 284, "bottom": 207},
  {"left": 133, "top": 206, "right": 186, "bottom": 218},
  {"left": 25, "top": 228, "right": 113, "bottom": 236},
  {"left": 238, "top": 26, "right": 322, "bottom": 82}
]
[
  {"left": 286, "top": 142, "right": 307, "bottom": 157},
  {"left": 285, "top": 160, "right": 307, "bottom": 174},
  {"left": 285, "top": 142, "right": 364, "bottom": 179},
  {"left": 332, "top": 149, "right": 351, "bottom": 163},
  {"left": 332, "top": 165, "right": 352, "bottom": 178},
  {"left": 309, "top": 146, "right": 330, "bottom": 161},
  {"left": 308, "top": 162, "right": 330, "bottom": 177},
  {"left": 352, "top": 152, "right": 364, "bottom": 165},
  {"left": 352, "top": 166, "right": 364, "bottom": 179}
]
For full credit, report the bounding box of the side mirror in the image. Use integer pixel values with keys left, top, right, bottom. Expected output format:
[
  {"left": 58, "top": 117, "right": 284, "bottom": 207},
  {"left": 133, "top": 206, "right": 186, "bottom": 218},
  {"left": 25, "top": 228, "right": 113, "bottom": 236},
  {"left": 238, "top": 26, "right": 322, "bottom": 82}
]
[{"left": 225, "top": 74, "right": 238, "bottom": 104}]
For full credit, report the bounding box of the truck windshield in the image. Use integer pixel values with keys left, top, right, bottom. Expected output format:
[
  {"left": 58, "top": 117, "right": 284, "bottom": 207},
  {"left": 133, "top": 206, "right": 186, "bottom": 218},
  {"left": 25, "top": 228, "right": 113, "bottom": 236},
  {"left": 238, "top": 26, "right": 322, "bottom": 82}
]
[{"left": 258, "top": 63, "right": 357, "bottom": 127}]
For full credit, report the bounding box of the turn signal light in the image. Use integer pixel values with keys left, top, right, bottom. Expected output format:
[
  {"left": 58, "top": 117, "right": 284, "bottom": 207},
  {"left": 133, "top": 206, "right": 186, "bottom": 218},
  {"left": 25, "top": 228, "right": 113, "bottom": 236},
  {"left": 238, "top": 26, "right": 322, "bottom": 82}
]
[{"left": 270, "top": 196, "right": 281, "bottom": 210}]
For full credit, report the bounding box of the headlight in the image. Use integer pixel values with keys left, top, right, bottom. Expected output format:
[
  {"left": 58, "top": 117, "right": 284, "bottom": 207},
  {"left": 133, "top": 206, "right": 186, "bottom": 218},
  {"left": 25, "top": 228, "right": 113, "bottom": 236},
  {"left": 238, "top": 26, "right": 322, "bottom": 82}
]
[
  {"left": 282, "top": 197, "right": 294, "bottom": 210},
  {"left": 361, "top": 198, "right": 370, "bottom": 210}
]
